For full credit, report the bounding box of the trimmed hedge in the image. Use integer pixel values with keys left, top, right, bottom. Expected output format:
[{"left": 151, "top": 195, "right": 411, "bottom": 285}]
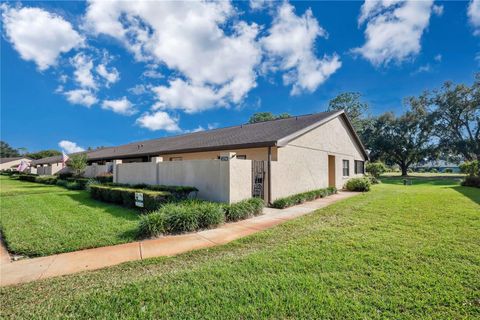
[
  {"left": 345, "top": 177, "right": 371, "bottom": 192},
  {"left": 225, "top": 197, "right": 264, "bottom": 222},
  {"left": 90, "top": 185, "right": 172, "bottom": 211},
  {"left": 139, "top": 197, "right": 265, "bottom": 238},
  {"left": 139, "top": 200, "right": 225, "bottom": 237},
  {"left": 18, "top": 174, "right": 38, "bottom": 182},
  {"left": 95, "top": 174, "right": 113, "bottom": 183},
  {"left": 104, "top": 183, "right": 198, "bottom": 200},
  {"left": 272, "top": 187, "right": 337, "bottom": 209}
]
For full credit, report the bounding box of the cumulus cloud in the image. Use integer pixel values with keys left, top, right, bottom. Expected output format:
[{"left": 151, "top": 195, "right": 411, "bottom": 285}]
[
  {"left": 71, "top": 53, "right": 97, "bottom": 89},
  {"left": 469, "top": 0, "right": 480, "bottom": 35},
  {"left": 84, "top": 0, "right": 261, "bottom": 112},
  {"left": 59, "top": 140, "right": 85, "bottom": 153},
  {"left": 64, "top": 89, "right": 98, "bottom": 107},
  {"left": 432, "top": 4, "right": 444, "bottom": 16},
  {"left": 261, "top": 2, "right": 341, "bottom": 95},
  {"left": 96, "top": 64, "right": 119, "bottom": 85},
  {"left": 1, "top": 4, "right": 83, "bottom": 70},
  {"left": 354, "top": 0, "right": 434, "bottom": 66},
  {"left": 136, "top": 111, "right": 181, "bottom": 132},
  {"left": 101, "top": 97, "right": 136, "bottom": 115}
]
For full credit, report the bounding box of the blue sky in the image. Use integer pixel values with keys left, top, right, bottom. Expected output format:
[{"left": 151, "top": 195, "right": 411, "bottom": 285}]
[{"left": 1, "top": 0, "right": 479, "bottom": 154}]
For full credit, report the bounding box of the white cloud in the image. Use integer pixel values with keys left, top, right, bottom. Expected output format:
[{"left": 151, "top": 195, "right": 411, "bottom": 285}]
[
  {"left": 1, "top": 4, "right": 83, "bottom": 70},
  {"left": 96, "top": 64, "right": 119, "bottom": 85},
  {"left": 469, "top": 0, "right": 480, "bottom": 35},
  {"left": 152, "top": 79, "right": 222, "bottom": 114},
  {"left": 128, "top": 84, "right": 149, "bottom": 95},
  {"left": 71, "top": 53, "right": 97, "bottom": 89},
  {"left": 59, "top": 140, "right": 85, "bottom": 153},
  {"left": 411, "top": 63, "right": 431, "bottom": 75},
  {"left": 136, "top": 111, "right": 181, "bottom": 132},
  {"left": 354, "top": 0, "right": 434, "bottom": 66},
  {"left": 101, "top": 97, "right": 136, "bottom": 115},
  {"left": 261, "top": 3, "right": 341, "bottom": 95},
  {"left": 249, "top": 0, "right": 274, "bottom": 11},
  {"left": 432, "top": 4, "right": 444, "bottom": 16},
  {"left": 84, "top": 1, "right": 261, "bottom": 112},
  {"left": 64, "top": 89, "right": 98, "bottom": 107},
  {"left": 434, "top": 54, "right": 442, "bottom": 62}
]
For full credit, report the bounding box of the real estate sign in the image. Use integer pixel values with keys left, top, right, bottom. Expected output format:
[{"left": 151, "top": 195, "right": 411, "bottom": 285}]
[{"left": 135, "top": 192, "right": 144, "bottom": 208}]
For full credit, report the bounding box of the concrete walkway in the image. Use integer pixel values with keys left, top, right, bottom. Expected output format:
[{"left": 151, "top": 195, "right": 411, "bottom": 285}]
[{"left": 0, "top": 192, "right": 358, "bottom": 287}]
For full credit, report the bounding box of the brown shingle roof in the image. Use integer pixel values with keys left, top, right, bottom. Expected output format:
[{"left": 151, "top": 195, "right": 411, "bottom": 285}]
[
  {"left": 32, "top": 111, "right": 368, "bottom": 164},
  {"left": 86, "top": 111, "right": 345, "bottom": 161},
  {"left": 0, "top": 157, "right": 30, "bottom": 164}
]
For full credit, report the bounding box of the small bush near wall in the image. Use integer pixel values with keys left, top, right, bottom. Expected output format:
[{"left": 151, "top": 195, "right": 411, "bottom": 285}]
[
  {"left": 345, "top": 177, "right": 371, "bottom": 192},
  {"left": 18, "top": 174, "right": 38, "bottom": 182},
  {"left": 272, "top": 187, "right": 337, "bottom": 209},
  {"left": 444, "top": 168, "right": 453, "bottom": 173},
  {"left": 225, "top": 198, "right": 264, "bottom": 222},
  {"left": 461, "top": 176, "right": 480, "bottom": 188},
  {"left": 95, "top": 173, "right": 113, "bottom": 183},
  {"left": 90, "top": 185, "right": 172, "bottom": 211},
  {"left": 66, "top": 177, "right": 89, "bottom": 189},
  {"left": 34, "top": 175, "right": 58, "bottom": 185},
  {"left": 139, "top": 200, "right": 225, "bottom": 237}
]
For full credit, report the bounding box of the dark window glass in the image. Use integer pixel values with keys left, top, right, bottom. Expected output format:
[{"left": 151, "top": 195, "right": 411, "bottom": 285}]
[
  {"left": 343, "top": 160, "right": 350, "bottom": 176},
  {"left": 354, "top": 160, "right": 364, "bottom": 174}
]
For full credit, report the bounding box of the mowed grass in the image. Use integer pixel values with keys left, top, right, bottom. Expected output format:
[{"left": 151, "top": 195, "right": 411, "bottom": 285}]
[
  {"left": 1, "top": 176, "right": 479, "bottom": 319},
  {"left": 0, "top": 176, "right": 140, "bottom": 256}
]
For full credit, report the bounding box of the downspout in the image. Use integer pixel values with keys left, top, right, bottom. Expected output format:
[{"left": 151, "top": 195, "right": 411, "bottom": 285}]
[{"left": 267, "top": 146, "right": 272, "bottom": 206}]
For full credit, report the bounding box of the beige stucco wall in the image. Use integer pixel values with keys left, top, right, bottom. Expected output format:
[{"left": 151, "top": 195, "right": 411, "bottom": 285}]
[
  {"left": 84, "top": 163, "right": 111, "bottom": 178},
  {"left": 0, "top": 158, "right": 30, "bottom": 171},
  {"left": 115, "top": 158, "right": 252, "bottom": 203},
  {"left": 271, "top": 116, "right": 366, "bottom": 200},
  {"left": 153, "top": 147, "right": 277, "bottom": 162},
  {"left": 36, "top": 163, "right": 69, "bottom": 176}
]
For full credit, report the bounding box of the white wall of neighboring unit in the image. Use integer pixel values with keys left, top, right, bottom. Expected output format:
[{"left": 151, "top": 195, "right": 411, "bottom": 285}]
[
  {"left": 83, "top": 163, "right": 111, "bottom": 178},
  {"left": 270, "top": 116, "right": 366, "bottom": 201}
]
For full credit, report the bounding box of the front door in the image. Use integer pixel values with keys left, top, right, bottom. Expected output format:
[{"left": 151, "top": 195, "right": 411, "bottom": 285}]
[
  {"left": 252, "top": 160, "right": 266, "bottom": 200},
  {"left": 328, "top": 155, "right": 336, "bottom": 188}
]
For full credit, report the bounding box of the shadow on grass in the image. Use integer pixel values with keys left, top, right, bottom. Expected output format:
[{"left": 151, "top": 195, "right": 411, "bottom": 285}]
[{"left": 449, "top": 185, "right": 480, "bottom": 205}]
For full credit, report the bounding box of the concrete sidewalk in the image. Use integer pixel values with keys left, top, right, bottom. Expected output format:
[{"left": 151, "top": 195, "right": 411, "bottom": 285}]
[{"left": 0, "top": 192, "right": 358, "bottom": 287}]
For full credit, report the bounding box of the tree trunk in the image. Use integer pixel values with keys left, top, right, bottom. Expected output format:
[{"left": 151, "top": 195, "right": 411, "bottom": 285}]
[{"left": 400, "top": 164, "right": 408, "bottom": 176}]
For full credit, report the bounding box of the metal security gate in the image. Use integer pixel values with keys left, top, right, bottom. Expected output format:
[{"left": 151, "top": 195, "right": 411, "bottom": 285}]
[{"left": 252, "top": 160, "right": 266, "bottom": 200}]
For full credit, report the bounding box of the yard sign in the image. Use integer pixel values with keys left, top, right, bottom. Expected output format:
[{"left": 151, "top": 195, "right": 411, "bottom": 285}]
[{"left": 135, "top": 192, "right": 144, "bottom": 208}]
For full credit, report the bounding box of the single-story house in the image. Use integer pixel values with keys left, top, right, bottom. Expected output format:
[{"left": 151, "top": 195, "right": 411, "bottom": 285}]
[
  {"left": 33, "top": 110, "right": 368, "bottom": 203},
  {"left": 31, "top": 155, "right": 70, "bottom": 176},
  {"left": 412, "top": 160, "right": 463, "bottom": 173},
  {"left": 0, "top": 157, "right": 31, "bottom": 171}
]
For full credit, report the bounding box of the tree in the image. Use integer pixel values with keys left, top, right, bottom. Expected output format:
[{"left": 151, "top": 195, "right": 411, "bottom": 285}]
[
  {"left": 365, "top": 162, "right": 387, "bottom": 179},
  {"left": 0, "top": 141, "right": 20, "bottom": 158},
  {"left": 367, "top": 105, "right": 436, "bottom": 176},
  {"left": 67, "top": 153, "right": 88, "bottom": 177},
  {"left": 426, "top": 74, "right": 480, "bottom": 161},
  {"left": 248, "top": 112, "right": 291, "bottom": 123},
  {"left": 327, "top": 92, "right": 369, "bottom": 132},
  {"left": 26, "top": 150, "right": 61, "bottom": 160}
]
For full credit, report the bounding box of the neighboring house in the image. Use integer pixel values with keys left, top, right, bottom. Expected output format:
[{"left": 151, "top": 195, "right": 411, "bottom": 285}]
[
  {"left": 31, "top": 155, "right": 70, "bottom": 176},
  {"left": 0, "top": 157, "right": 31, "bottom": 171},
  {"left": 413, "top": 160, "right": 463, "bottom": 173},
  {"left": 33, "top": 111, "right": 368, "bottom": 203}
]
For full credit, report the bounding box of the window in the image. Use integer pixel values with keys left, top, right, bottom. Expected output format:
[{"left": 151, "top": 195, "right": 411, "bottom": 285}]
[
  {"left": 354, "top": 160, "right": 365, "bottom": 174},
  {"left": 236, "top": 155, "right": 247, "bottom": 160},
  {"left": 169, "top": 157, "right": 182, "bottom": 161},
  {"left": 342, "top": 160, "right": 350, "bottom": 176}
]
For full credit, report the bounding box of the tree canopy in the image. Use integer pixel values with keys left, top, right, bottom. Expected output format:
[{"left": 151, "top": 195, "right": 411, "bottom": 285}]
[
  {"left": 0, "top": 141, "right": 20, "bottom": 158},
  {"left": 327, "top": 92, "right": 369, "bottom": 132},
  {"left": 26, "top": 150, "right": 61, "bottom": 160},
  {"left": 248, "top": 112, "right": 291, "bottom": 124}
]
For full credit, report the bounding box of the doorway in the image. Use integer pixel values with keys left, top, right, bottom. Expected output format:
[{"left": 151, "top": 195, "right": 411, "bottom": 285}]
[{"left": 328, "top": 155, "right": 336, "bottom": 188}]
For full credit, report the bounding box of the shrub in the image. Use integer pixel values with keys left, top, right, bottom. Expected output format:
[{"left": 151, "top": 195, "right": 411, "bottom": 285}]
[
  {"left": 272, "top": 187, "right": 337, "bottom": 209},
  {"left": 67, "top": 177, "right": 89, "bottom": 189},
  {"left": 56, "top": 179, "right": 68, "bottom": 187},
  {"left": 18, "top": 174, "right": 37, "bottom": 182},
  {"left": 57, "top": 172, "right": 74, "bottom": 180},
  {"left": 35, "top": 175, "right": 58, "bottom": 184},
  {"left": 365, "top": 174, "right": 380, "bottom": 184},
  {"left": 345, "top": 177, "right": 371, "bottom": 192},
  {"left": 461, "top": 176, "right": 480, "bottom": 188},
  {"left": 444, "top": 168, "right": 453, "bottom": 173},
  {"left": 366, "top": 162, "right": 387, "bottom": 178},
  {"left": 429, "top": 168, "right": 438, "bottom": 173},
  {"left": 225, "top": 198, "right": 264, "bottom": 222},
  {"left": 95, "top": 173, "right": 113, "bottom": 183},
  {"left": 139, "top": 213, "right": 166, "bottom": 238},
  {"left": 65, "top": 181, "right": 83, "bottom": 190},
  {"left": 460, "top": 160, "right": 479, "bottom": 177},
  {"left": 139, "top": 200, "right": 225, "bottom": 237}
]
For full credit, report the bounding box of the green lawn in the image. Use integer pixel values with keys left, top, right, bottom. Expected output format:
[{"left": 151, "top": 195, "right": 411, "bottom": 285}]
[
  {"left": 1, "top": 176, "right": 479, "bottom": 319},
  {"left": 0, "top": 176, "right": 140, "bottom": 256}
]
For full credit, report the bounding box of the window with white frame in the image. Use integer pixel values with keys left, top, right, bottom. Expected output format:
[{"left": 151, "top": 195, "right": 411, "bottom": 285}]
[
  {"left": 342, "top": 160, "right": 350, "bottom": 176},
  {"left": 354, "top": 160, "right": 365, "bottom": 174}
]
